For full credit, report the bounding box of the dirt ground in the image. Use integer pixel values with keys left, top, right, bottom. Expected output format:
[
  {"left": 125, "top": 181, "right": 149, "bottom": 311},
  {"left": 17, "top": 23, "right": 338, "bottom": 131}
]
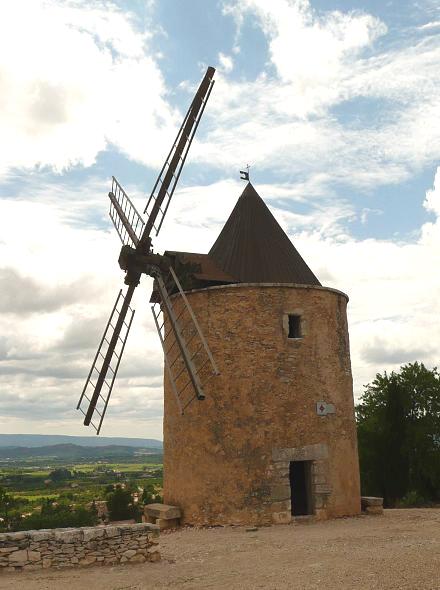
[{"left": 1, "top": 509, "right": 440, "bottom": 590}]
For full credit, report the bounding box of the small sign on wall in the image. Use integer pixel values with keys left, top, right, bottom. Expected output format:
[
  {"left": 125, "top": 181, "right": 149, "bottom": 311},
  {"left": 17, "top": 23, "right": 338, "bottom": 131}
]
[{"left": 316, "top": 401, "right": 335, "bottom": 416}]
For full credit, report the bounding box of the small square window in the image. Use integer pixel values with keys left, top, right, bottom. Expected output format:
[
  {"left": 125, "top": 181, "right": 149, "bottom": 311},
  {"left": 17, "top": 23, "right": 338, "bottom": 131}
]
[{"left": 288, "top": 314, "right": 302, "bottom": 339}]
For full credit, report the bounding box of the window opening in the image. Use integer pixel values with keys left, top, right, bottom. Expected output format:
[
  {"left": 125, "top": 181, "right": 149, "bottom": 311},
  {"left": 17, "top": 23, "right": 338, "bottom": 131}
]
[{"left": 288, "top": 314, "right": 301, "bottom": 339}]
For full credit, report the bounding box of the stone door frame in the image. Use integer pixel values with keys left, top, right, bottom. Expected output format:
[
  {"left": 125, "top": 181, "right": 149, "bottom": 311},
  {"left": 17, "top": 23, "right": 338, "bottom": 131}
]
[{"left": 270, "top": 443, "right": 332, "bottom": 523}]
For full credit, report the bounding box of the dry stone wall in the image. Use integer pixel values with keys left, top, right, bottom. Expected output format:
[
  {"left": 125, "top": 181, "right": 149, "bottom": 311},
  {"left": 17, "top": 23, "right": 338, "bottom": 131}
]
[{"left": 0, "top": 523, "right": 160, "bottom": 574}]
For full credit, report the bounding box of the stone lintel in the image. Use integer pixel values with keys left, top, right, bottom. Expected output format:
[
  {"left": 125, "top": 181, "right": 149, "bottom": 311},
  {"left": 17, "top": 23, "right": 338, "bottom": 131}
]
[{"left": 272, "top": 443, "right": 328, "bottom": 463}]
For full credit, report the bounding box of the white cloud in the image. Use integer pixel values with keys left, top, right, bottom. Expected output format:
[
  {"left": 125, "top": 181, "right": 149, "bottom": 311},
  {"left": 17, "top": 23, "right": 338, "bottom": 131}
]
[
  {"left": 223, "top": 0, "right": 386, "bottom": 115},
  {"left": 0, "top": 0, "right": 179, "bottom": 174},
  {"left": 218, "top": 52, "right": 234, "bottom": 73},
  {"left": 418, "top": 20, "right": 440, "bottom": 30},
  {"left": 0, "top": 178, "right": 165, "bottom": 437},
  {"left": 202, "top": 0, "right": 440, "bottom": 192},
  {"left": 424, "top": 166, "right": 440, "bottom": 215}
]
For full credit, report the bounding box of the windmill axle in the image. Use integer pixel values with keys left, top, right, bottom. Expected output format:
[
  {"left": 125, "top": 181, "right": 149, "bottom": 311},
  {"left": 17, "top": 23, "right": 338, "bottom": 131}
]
[{"left": 118, "top": 244, "right": 171, "bottom": 285}]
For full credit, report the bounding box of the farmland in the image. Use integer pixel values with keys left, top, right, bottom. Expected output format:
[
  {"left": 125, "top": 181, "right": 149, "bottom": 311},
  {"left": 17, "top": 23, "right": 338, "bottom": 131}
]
[{"left": 0, "top": 442, "right": 163, "bottom": 530}]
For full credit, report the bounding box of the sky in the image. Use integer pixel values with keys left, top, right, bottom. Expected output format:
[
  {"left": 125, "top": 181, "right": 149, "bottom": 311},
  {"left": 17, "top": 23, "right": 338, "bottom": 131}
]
[{"left": 0, "top": 0, "right": 439, "bottom": 440}]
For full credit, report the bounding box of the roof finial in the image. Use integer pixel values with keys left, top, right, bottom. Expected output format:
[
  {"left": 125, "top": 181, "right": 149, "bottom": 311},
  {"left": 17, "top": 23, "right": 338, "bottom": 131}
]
[{"left": 239, "top": 164, "right": 250, "bottom": 182}]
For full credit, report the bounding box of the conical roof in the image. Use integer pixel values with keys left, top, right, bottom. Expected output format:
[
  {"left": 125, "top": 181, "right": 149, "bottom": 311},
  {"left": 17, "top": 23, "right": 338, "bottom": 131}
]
[{"left": 208, "top": 183, "right": 320, "bottom": 285}]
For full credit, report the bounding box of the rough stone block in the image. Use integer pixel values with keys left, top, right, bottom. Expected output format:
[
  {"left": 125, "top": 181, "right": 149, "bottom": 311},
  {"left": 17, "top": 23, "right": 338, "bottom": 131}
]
[
  {"left": 270, "top": 484, "right": 291, "bottom": 501},
  {"left": 30, "top": 530, "right": 53, "bottom": 542},
  {"left": 144, "top": 504, "right": 181, "bottom": 520},
  {"left": 104, "top": 526, "right": 120, "bottom": 538},
  {"left": 23, "top": 564, "right": 42, "bottom": 571},
  {"left": 147, "top": 524, "right": 160, "bottom": 537},
  {"left": 314, "top": 483, "right": 332, "bottom": 495},
  {"left": 312, "top": 473, "right": 327, "bottom": 485},
  {"left": 271, "top": 500, "right": 291, "bottom": 513},
  {"left": 365, "top": 506, "right": 383, "bottom": 516},
  {"left": 156, "top": 518, "right": 180, "bottom": 530},
  {"left": 0, "top": 547, "right": 18, "bottom": 553},
  {"left": 131, "top": 523, "right": 152, "bottom": 531},
  {"left": 54, "top": 530, "right": 81, "bottom": 544},
  {"left": 27, "top": 550, "right": 41, "bottom": 562},
  {"left": 314, "top": 508, "right": 328, "bottom": 520},
  {"left": 314, "top": 495, "right": 324, "bottom": 509},
  {"left": 272, "top": 511, "right": 291, "bottom": 525},
  {"left": 6, "top": 532, "right": 26, "bottom": 541},
  {"left": 9, "top": 549, "right": 28, "bottom": 564},
  {"left": 361, "top": 496, "right": 383, "bottom": 509},
  {"left": 79, "top": 556, "right": 96, "bottom": 566},
  {"left": 129, "top": 554, "right": 146, "bottom": 563},
  {"left": 104, "top": 556, "right": 118, "bottom": 564},
  {"left": 147, "top": 550, "right": 160, "bottom": 562},
  {"left": 82, "top": 527, "right": 105, "bottom": 542}
]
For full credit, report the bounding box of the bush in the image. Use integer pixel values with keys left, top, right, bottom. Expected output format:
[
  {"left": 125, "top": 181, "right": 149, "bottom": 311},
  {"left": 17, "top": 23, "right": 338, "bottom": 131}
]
[
  {"left": 106, "top": 486, "right": 138, "bottom": 521},
  {"left": 15, "top": 506, "right": 98, "bottom": 531},
  {"left": 397, "top": 490, "right": 427, "bottom": 508},
  {"left": 141, "top": 485, "right": 156, "bottom": 505}
]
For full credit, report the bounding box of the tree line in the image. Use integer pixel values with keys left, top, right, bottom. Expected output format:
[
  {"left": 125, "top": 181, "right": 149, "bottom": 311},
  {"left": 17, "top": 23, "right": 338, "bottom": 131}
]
[
  {"left": 356, "top": 362, "right": 440, "bottom": 507},
  {"left": 0, "top": 482, "right": 162, "bottom": 532}
]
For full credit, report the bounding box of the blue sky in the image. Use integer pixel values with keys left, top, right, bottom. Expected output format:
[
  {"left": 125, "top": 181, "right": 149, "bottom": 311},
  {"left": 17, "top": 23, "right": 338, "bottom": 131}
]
[{"left": 0, "top": 0, "right": 439, "bottom": 438}]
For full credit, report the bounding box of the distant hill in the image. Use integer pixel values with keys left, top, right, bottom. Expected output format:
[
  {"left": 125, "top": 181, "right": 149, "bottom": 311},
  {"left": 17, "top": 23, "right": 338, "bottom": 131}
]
[
  {"left": 0, "top": 434, "right": 163, "bottom": 449},
  {"left": 0, "top": 443, "right": 162, "bottom": 461}
]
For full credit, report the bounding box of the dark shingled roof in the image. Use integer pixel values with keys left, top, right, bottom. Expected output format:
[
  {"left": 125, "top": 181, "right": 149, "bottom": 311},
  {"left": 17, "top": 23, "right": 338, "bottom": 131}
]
[{"left": 208, "top": 183, "right": 321, "bottom": 285}]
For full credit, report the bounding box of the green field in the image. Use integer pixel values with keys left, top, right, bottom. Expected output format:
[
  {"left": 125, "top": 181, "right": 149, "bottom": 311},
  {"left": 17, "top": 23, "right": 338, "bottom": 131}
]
[{"left": 0, "top": 453, "right": 163, "bottom": 530}]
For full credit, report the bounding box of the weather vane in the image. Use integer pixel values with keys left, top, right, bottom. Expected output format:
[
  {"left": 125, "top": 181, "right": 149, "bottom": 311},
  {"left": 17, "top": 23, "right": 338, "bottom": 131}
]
[{"left": 239, "top": 164, "right": 250, "bottom": 181}]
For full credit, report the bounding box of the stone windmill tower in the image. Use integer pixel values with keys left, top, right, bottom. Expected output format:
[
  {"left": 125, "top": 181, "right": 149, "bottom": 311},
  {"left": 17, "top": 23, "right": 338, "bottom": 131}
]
[{"left": 162, "top": 182, "right": 361, "bottom": 526}]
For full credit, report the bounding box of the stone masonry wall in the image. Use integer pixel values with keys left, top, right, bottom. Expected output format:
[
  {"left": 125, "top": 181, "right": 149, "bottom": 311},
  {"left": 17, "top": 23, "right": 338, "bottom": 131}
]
[
  {"left": 0, "top": 523, "right": 160, "bottom": 574},
  {"left": 163, "top": 283, "right": 361, "bottom": 526}
]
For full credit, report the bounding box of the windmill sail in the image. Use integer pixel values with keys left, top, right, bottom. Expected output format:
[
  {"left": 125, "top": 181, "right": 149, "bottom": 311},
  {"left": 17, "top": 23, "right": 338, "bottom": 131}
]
[
  {"left": 77, "top": 289, "right": 135, "bottom": 434},
  {"left": 143, "top": 67, "right": 215, "bottom": 239},
  {"left": 77, "top": 66, "right": 217, "bottom": 434},
  {"left": 109, "top": 176, "right": 145, "bottom": 248},
  {"left": 151, "top": 266, "right": 219, "bottom": 413}
]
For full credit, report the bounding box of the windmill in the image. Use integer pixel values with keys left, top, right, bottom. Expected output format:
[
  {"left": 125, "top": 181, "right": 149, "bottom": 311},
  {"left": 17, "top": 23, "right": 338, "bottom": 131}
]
[{"left": 77, "top": 67, "right": 219, "bottom": 435}]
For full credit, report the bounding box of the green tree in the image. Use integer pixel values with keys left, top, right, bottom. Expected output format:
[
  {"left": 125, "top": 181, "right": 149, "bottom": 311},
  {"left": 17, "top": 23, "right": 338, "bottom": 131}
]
[
  {"left": 0, "top": 487, "right": 14, "bottom": 529},
  {"left": 106, "top": 485, "right": 137, "bottom": 521},
  {"left": 141, "top": 484, "right": 156, "bottom": 505},
  {"left": 141, "top": 484, "right": 162, "bottom": 505},
  {"left": 104, "top": 484, "right": 115, "bottom": 495},
  {"left": 356, "top": 362, "right": 440, "bottom": 506},
  {"left": 49, "top": 468, "right": 72, "bottom": 482}
]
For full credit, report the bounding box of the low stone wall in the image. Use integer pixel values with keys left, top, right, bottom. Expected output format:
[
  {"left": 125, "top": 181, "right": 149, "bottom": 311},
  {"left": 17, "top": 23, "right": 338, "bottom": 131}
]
[{"left": 0, "top": 522, "right": 160, "bottom": 573}]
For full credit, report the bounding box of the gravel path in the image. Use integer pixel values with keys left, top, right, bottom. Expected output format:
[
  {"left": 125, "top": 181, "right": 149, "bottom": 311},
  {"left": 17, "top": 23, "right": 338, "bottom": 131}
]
[{"left": 1, "top": 509, "right": 440, "bottom": 589}]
